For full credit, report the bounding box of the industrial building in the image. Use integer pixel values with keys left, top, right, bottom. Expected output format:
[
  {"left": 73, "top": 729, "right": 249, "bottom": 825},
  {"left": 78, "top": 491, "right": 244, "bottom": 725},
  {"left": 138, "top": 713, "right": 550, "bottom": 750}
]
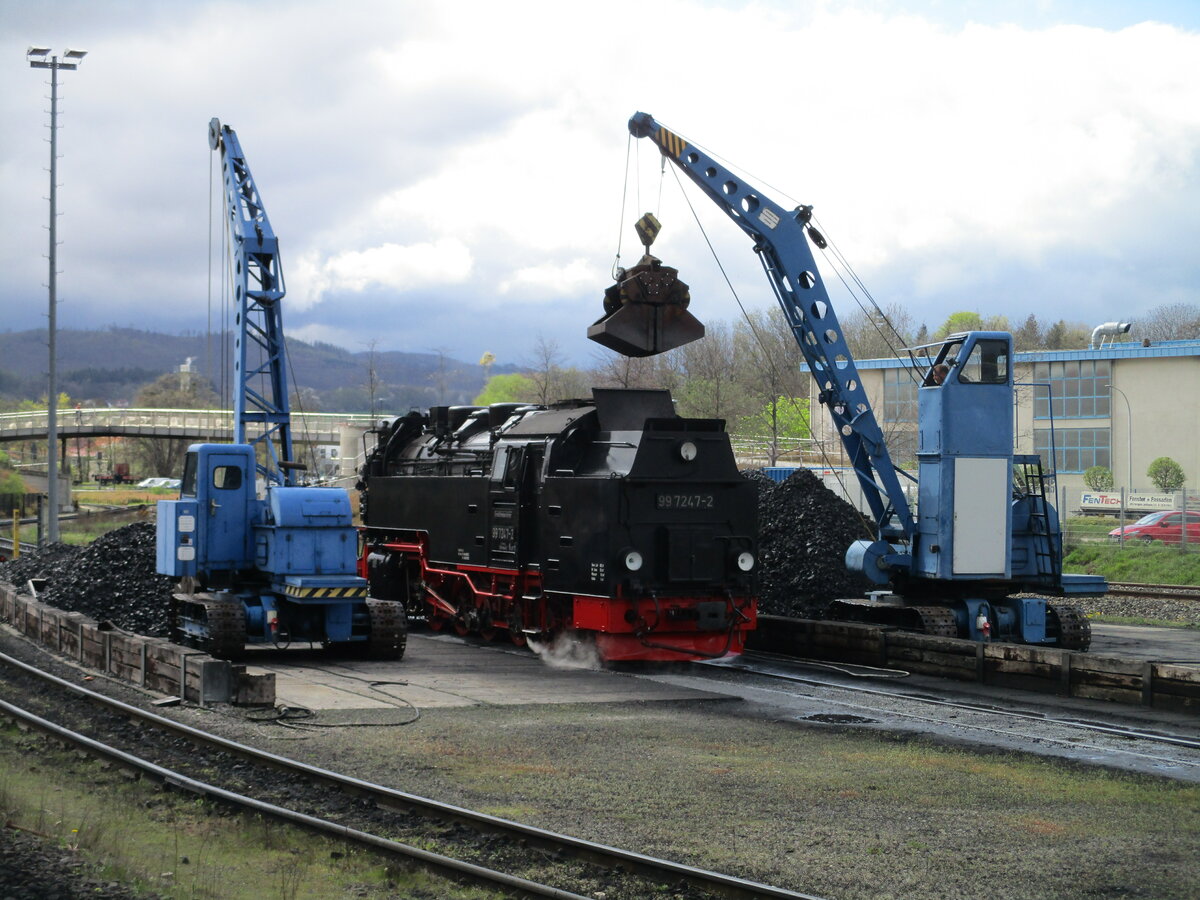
[{"left": 809, "top": 337, "right": 1200, "bottom": 506}]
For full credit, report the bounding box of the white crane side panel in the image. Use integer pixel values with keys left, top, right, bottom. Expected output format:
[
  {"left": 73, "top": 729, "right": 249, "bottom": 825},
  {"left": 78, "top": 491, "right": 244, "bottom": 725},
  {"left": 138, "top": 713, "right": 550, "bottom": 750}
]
[{"left": 952, "top": 457, "right": 1009, "bottom": 575}]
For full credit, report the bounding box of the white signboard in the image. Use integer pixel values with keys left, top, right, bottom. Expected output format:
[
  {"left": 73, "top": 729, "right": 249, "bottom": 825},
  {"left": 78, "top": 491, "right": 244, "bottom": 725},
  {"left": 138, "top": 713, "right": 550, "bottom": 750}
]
[{"left": 1078, "top": 492, "right": 1181, "bottom": 513}]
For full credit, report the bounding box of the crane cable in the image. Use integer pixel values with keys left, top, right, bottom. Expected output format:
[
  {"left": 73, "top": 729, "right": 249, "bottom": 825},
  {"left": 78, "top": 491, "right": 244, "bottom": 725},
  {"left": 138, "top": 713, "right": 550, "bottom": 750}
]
[
  {"left": 642, "top": 122, "right": 922, "bottom": 538},
  {"left": 664, "top": 164, "right": 876, "bottom": 540},
  {"left": 663, "top": 124, "right": 920, "bottom": 384}
]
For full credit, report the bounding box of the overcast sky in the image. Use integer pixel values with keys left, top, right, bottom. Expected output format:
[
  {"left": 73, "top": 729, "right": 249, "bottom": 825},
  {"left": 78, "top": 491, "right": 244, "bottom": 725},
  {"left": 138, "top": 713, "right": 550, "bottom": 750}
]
[{"left": 3, "top": 0, "right": 1199, "bottom": 371}]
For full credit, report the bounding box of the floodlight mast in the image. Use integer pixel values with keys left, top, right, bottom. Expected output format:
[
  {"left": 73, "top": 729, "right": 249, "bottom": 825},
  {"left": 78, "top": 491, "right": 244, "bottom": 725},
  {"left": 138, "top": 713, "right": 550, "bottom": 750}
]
[{"left": 26, "top": 47, "right": 86, "bottom": 544}]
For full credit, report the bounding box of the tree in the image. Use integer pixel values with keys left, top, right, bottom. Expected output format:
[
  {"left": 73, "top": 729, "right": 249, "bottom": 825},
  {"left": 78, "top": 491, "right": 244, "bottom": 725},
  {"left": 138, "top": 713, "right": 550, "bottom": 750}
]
[
  {"left": 17, "top": 392, "right": 72, "bottom": 412},
  {"left": 524, "top": 335, "right": 586, "bottom": 405},
  {"left": 934, "top": 311, "right": 983, "bottom": 340},
  {"left": 0, "top": 449, "right": 25, "bottom": 509},
  {"left": 673, "top": 321, "right": 750, "bottom": 421},
  {"left": 590, "top": 352, "right": 664, "bottom": 390},
  {"left": 1134, "top": 303, "right": 1200, "bottom": 342},
  {"left": 1012, "top": 314, "right": 1042, "bottom": 351},
  {"left": 131, "top": 372, "right": 221, "bottom": 477},
  {"left": 1083, "top": 466, "right": 1114, "bottom": 491},
  {"left": 839, "top": 302, "right": 915, "bottom": 359},
  {"left": 474, "top": 373, "right": 539, "bottom": 405},
  {"left": 1043, "top": 319, "right": 1089, "bottom": 350},
  {"left": 738, "top": 395, "right": 810, "bottom": 465},
  {"left": 1147, "top": 457, "right": 1186, "bottom": 493}
]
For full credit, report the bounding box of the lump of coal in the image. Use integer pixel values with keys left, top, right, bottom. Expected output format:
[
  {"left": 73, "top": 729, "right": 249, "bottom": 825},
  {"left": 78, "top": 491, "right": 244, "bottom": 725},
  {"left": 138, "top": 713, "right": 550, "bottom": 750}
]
[
  {"left": 746, "top": 467, "right": 872, "bottom": 618},
  {"left": 1, "top": 522, "right": 174, "bottom": 638}
]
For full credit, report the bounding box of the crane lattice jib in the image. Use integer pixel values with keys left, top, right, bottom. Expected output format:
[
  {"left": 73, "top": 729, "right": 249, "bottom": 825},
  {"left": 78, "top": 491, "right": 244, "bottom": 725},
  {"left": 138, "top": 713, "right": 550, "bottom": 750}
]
[
  {"left": 629, "top": 112, "right": 914, "bottom": 540},
  {"left": 209, "top": 118, "right": 295, "bottom": 487}
]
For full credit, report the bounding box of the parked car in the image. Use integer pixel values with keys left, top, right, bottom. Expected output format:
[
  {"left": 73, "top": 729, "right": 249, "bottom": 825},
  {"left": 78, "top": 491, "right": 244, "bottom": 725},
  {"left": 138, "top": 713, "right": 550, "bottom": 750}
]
[{"left": 1108, "top": 510, "right": 1200, "bottom": 545}]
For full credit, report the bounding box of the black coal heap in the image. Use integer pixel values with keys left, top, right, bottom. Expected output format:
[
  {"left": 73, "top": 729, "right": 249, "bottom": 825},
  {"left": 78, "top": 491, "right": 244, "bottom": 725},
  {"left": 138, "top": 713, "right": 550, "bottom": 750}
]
[
  {"left": 0, "top": 522, "right": 174, "bottom": 637},
  {"left": 747, "top": 467, "right": 872, "bottom": 618}
]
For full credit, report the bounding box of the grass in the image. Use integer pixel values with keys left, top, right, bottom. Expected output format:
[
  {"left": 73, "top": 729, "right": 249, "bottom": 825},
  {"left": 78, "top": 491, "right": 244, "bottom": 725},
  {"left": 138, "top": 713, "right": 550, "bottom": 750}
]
[
  {"left": 0, "top": 723, "right": 498, "bottom": 899},
  {"left": 74, "top": 488, "right": 175, "bottom": 506},
  {"left": 324, "top": 702, "right": 1200, "bottom": 900},
  {"left": 1064, "top": 541, "right": 1200, "bottom": 585}
]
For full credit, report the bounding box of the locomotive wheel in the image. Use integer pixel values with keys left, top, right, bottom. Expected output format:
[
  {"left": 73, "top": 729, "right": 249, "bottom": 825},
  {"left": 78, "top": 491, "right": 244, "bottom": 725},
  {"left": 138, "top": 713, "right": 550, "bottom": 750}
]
[
  {"left": 426, "top": 615, "right": 446, "bottom": 633},
  {"left": 453, "top": 619, "right": 470, "bottom": 637},
  {"left": 510, "top": 629, "right": 528, "bottom": 647},
  {"left": 479, "top": 625, "right": 499, "bottom": 642}
]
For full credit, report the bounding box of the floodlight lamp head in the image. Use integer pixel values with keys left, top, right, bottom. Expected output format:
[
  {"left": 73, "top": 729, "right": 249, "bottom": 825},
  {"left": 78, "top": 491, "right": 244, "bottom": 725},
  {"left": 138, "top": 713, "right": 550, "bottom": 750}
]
[
  {"left": 64, "top": 49, "right": 88, "bottom": 60},
  {"left": 27, "top": 46, "right": 51, "bottom": 58}
]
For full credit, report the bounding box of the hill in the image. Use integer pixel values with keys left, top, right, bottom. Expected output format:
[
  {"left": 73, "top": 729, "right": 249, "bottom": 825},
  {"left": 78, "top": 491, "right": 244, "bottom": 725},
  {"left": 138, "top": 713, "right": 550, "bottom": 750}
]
[{"left": 0, "top": 327, "right": 511, "bottom": 412}]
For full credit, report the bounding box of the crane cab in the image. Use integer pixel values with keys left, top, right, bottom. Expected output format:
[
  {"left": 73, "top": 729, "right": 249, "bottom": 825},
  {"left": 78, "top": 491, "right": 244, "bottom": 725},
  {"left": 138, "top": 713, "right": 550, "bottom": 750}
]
[
  {"left": 914, "top": 333, "right": 1014, "bottom": 581},
  {"left": 157, "top": 444, "right": 257, "bottom": 581}
]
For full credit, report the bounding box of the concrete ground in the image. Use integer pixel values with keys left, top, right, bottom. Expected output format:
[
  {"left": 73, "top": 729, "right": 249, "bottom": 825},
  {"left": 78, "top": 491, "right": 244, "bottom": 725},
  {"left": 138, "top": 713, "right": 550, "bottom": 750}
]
[
  {"left": 248, "top": 623, "right": 1198, "bottom": 715},
  {"left": 247, "top": 633, "right": 727, "bottom": 712},
  {"left": 1090, "top": 622, "right": 1200, "bottom": 664}
]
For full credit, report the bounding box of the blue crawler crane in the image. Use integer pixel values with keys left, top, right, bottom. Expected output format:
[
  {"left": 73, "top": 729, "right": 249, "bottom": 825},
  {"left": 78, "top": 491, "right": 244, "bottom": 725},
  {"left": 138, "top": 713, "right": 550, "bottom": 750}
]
[
  {"left": 590, "top": 112, "right": 1103, "bottom": 649},
  {"left": 155, "top": 119, "right": 405, "bottom": 660}
]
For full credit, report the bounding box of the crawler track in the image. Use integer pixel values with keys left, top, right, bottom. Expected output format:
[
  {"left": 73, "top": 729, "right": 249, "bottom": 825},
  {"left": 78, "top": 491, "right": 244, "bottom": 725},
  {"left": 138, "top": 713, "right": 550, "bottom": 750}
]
[{"left": 0, "top": 649, "right": 819, "bottom": 900}]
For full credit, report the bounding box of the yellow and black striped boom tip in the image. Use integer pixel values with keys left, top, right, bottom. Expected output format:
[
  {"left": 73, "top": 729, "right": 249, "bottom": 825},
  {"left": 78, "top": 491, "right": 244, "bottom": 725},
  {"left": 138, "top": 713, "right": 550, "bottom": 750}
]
[
  {"left": 628, "top": 112, "right": 687, "bottom": 159},
  {"left": 654, "top": 127, "right": 687, "bottom": 160}
]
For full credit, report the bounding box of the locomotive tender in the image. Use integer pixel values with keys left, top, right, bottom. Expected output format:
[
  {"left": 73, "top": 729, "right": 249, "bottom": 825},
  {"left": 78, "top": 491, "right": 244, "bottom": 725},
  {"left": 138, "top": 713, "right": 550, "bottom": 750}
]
[{"left": 358, "top": 388, "right": 758, "bottom": 662}]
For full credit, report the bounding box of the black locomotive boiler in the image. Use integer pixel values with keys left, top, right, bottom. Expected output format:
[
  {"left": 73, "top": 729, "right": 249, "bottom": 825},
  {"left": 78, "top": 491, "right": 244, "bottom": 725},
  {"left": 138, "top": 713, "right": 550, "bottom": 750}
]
[{"left": 357, "top": 388, "right": 758, "bottom": 662}]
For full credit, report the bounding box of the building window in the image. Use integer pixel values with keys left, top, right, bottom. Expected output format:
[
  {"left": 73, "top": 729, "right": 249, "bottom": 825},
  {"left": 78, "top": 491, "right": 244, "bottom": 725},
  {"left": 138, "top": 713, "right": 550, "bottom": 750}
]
[
  {"left": 882, "top": 368, "right": 918, "bottom": 423},
  {"left": 1032, "top": 360, "right": 1111, "bottom": 419},
  {"left": 1034, "top": 427, "right": 1110, "bottom": 473}
]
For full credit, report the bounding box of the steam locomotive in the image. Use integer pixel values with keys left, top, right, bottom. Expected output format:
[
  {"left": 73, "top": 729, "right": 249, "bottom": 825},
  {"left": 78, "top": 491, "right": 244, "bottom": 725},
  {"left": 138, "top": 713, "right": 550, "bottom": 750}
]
[{"left": 357, "top": 388, "right": 758, "bottom": 662}]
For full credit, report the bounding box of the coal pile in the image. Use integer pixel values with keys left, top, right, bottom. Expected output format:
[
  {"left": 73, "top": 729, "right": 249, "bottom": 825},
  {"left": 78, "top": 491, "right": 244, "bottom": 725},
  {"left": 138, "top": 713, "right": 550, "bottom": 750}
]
[
  {"left": 1, "top": 522, "right": 174, "bottom": 638},
  {"left": 0, "top": 541, "right": 81, "bottom": 588},
  {"left": 747, "top": 467, "right": 873, "bottom": 618}
]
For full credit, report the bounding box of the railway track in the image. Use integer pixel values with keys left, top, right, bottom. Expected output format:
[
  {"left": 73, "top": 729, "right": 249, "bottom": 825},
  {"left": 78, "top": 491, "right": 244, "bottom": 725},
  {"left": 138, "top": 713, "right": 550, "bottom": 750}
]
[
  {"left": 0, "top": 648, "right": 820, "bottom": 900},
  {"left": 1106, "top": 581, "right": 1200, "bottom": 601},
  {"left": 696, "top": 651, "right": 1200, "bottom": 778}
]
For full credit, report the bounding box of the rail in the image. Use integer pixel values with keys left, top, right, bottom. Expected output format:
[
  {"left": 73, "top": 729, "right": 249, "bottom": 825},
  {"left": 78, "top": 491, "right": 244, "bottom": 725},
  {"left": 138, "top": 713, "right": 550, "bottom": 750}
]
[{"left": 0, "top": 649, "right": 822, "bottom": 900}]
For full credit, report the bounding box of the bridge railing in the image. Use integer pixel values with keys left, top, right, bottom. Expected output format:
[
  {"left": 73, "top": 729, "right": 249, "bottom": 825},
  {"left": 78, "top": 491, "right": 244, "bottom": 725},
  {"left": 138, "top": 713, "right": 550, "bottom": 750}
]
[{"left": 0, "top": 408, "right": 381, "bottom": 439}]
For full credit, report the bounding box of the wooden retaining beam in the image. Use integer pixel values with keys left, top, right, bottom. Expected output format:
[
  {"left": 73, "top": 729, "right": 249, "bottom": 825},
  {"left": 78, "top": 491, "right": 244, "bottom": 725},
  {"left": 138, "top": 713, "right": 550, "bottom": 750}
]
[
  {"left": 0, "top": 583, "right": 274, "bottom": 706},
  {"left": 749, "top": 615, "right": 1199, "bottom": 712}
]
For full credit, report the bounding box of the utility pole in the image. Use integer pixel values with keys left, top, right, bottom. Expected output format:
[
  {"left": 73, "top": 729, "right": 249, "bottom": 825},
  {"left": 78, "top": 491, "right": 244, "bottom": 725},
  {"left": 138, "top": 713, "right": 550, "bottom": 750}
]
[{"left": 27, "top": 46, "right": 87, "bottom": 544}]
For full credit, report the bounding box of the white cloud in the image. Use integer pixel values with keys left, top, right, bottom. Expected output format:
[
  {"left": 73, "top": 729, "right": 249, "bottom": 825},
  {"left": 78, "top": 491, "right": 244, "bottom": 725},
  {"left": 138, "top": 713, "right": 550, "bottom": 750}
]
[
  {"left": 498, "top": 258, "right": 604, "bottom": 299},
  {"left": 2, "top": 1, "right": 1199, "bottom": 363},
  {"left": 291, "top": 239, "right": 473, "bottom": 308}
]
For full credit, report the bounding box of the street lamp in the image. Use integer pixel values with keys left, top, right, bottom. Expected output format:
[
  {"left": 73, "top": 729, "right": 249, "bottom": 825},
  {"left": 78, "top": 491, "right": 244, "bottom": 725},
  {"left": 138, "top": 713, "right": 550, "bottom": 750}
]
[
  {"left": 27, "top": 46, "right": 87, "bottom": 544},
  {"left": 1106, "top": 384, "right": 1132, "bottom": 491}
]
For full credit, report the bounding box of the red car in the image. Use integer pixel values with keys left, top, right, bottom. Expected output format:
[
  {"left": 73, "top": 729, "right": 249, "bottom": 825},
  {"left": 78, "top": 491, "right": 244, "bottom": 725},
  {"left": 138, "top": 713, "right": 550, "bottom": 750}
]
[{"left": 1108, "top": 510, "right": 1200, "bottom": 545}]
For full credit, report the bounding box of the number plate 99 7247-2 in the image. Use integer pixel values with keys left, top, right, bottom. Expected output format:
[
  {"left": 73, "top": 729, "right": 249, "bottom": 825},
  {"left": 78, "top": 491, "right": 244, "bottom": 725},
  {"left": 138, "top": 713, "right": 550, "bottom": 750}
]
[{"left": 655, "top": 493, "right": 714, "bottom": 510}]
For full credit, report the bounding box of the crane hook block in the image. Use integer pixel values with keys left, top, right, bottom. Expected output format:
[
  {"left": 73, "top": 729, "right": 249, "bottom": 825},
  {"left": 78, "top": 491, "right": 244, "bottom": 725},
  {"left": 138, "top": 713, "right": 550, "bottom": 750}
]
[
  {"left": 634, "top": 212, "right": 661, "bottom": 249},
  {"left": 588, "top": 253, "right": 705, "bottom": 357}
]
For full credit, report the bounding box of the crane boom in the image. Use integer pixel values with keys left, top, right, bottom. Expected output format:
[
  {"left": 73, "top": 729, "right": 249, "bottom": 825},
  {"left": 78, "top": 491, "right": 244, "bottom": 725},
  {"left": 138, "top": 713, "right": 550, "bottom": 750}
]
[
  {"left": 209, "top": 117, "right": 295, "bottom": 486},
  {"left": 627, "top": 112, "right": 913, "bottom": 540}
]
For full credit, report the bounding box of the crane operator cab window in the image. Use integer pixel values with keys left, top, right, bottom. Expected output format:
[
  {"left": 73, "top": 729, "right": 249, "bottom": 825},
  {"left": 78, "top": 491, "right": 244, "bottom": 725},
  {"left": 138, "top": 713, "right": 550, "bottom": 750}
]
[
  {"left": 925, "top": 337, "right": 1009, "bottom": 386},
  {"left": 958, "top": 339, "right": 1009, "bottom": 384},
  {"left": 181, "top": 452, "right": 199, "bottom": 497},
  {"left": 213, "top": 465, "right": 243, "bottom": 490}
]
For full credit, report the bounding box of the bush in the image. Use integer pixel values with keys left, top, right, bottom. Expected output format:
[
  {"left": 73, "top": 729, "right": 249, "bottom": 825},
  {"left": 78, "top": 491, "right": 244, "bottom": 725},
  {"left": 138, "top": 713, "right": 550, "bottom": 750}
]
[
  {"left": 1083, "top": 466, "right": 1113, "bottom": 491},
  {"left": 1147, "top": 457, "right": 1185, "bottom": 492}
]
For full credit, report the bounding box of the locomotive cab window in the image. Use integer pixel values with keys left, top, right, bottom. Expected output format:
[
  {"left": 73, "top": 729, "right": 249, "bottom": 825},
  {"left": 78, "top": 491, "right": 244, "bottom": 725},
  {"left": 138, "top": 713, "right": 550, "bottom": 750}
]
[
  {"left": 213, "top": 465, "right": 243, "bottom": 490},
  {"left": 503, "top": 449, "right": 522, "bottom": 488}
]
